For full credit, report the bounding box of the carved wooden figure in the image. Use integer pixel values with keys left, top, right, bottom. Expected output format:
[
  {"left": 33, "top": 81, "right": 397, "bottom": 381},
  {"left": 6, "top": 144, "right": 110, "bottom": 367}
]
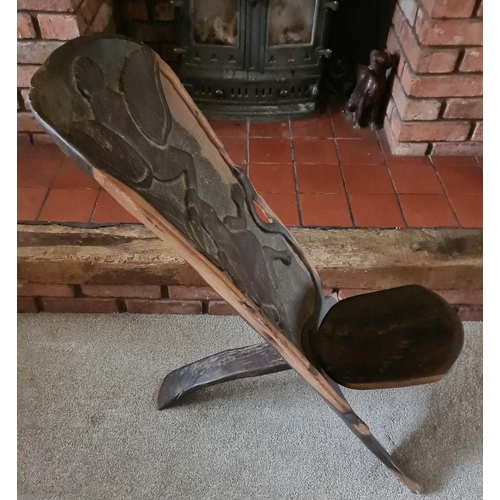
[
  {"left": 345, "top": 49, "right": 397, "bottom": 129},
  {"left": 29, "top": 35, "right": 464, "bottom": 495}
]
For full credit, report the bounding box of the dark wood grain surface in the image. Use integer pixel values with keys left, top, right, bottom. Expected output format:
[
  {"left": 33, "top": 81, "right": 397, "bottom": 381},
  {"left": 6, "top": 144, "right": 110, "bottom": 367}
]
[
  {"left": 315, "top": 285, "right": 464, "bottom": 389},
  {"left": 29, "top": 34, "right": 322, "bottom": 349}
]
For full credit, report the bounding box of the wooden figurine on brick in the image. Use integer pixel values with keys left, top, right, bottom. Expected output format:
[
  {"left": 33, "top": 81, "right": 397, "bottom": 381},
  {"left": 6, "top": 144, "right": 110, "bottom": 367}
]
[{"left": 345, "top": 49, "right": 397, "bottom": 129}]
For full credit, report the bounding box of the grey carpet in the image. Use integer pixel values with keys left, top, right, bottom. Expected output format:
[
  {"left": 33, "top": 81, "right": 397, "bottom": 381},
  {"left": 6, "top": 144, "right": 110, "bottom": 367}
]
[{"left": 18, "top": 314, "right": 482, "bottom": 499}]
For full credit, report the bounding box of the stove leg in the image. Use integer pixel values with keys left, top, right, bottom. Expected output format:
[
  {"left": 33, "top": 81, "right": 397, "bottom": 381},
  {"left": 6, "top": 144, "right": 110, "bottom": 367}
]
[{"left": 154, "top": 342, "right": 290, "bottom": 410}]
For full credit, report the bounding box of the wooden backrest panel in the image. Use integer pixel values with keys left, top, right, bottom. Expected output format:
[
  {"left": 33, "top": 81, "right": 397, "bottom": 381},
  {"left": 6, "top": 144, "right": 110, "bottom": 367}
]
[{"left": 29, "top": 35, "right": 323, "bottom": 348}]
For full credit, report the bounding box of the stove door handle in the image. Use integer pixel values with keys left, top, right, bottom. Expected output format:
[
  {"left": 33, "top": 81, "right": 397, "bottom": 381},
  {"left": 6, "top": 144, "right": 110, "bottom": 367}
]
[{"left": 325, "top": 1, "right": 341, "bottom": 11}]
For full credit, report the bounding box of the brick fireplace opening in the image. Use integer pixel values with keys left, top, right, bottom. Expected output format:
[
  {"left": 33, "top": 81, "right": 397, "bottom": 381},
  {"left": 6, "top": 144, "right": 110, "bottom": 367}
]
[{"left": 17, "top": 0, "right": 482, "bottom": 156}]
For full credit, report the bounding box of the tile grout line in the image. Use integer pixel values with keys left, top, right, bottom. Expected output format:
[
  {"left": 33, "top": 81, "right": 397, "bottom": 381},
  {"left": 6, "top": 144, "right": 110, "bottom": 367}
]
[
  {"left": 375, "top": 130, "right": 409, "bottom": 229},
  {"left": 35, "top": 154, "right": 65, "bottom": 222},
  {"left": 330, "top": 113, "right": 355, "bottom": 228},
  {"left": 288, "top": 116, "right": 303, "bottom": 227},
  {"left": 35, "top": 186, "right": 52, "bottom": 221},
  {"left": 428, "top": 156, "right": 462, "bottom": 229}
]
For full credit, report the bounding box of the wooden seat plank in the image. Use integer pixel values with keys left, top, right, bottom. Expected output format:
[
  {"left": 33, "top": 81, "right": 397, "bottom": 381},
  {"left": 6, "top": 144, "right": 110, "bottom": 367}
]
[{"left": 30, "top": 34, "right": 427, "bottom": 493}]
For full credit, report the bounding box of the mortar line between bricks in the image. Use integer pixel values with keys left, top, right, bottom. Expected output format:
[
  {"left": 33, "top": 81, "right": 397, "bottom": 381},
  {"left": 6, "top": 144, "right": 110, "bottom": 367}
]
[
  {"left": 465, "top": 121, "right": 476, "bottom": 142},
  {"left": 117, "top": 298, "right": 127, "bottom": 313},
  {"left": 20, "top": 0, "right": 86, "bottom": 15},
  {"left": 83, "top": 2, "right": 106, "bottom": 35},
  {"left": 389, "top": 14, "right": 480, "bottom": 77},
  {"left": 30, "top": 13, "right": 42, "bottom": 39},
  {"left": 34, "top": 296, "right": 44, "bottom": 312},
  {"left": 408, "top": 4, "right": 482, "bottom": 49},
  {"left": 453, "top": 49, "right": 466, "bottom": 73},
  {"left": 473, "top": 0, "right": 483, "bottom": 17}
]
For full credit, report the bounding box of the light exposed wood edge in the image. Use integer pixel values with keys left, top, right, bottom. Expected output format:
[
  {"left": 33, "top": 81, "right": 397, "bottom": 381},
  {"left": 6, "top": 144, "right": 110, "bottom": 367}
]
[
  {"left": 391, "top": 471, "right": 422, "bottom": 495},
  {"left": 18, "top": 224, "right": 483, "bottom": 290},
  {"left": 92, "top": 168, "right": 351, "bottom": 414},
  {"left": 343, "top": 374, "right": 443, "bottom": 390}
]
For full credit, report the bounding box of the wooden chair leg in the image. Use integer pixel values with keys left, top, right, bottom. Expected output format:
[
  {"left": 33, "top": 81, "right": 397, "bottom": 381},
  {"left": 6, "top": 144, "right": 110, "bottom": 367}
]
[
  {"left": 321, "top": 370, "right": 422, "bottom": 494},
  {"left": 154, "top": 343, "right": 290, "bottom": 410},
  {"left": 154, "top": 296, "right": 335, "bottom": 410}
]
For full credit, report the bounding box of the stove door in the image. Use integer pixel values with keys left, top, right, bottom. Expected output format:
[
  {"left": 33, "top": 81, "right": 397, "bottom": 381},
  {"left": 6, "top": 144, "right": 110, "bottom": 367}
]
[
  {"left": 181, "top": 0, "right": 245, "bottom": 71},
  {"left": 263, "top": 0, "right": 322, "bottom": 70}
]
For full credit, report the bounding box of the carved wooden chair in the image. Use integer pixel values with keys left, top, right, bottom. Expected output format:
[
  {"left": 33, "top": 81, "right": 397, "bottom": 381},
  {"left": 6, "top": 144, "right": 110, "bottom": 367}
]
[{"left": 29, "top": 35, "right": 464, "bottom": 494}]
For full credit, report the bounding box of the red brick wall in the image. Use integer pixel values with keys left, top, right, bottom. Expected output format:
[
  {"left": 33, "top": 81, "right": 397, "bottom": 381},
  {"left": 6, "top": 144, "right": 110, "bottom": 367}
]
[
  {"left": 384, "top": 0, "right": 483, "bottom": 155},
  {"left": 17, "top": 0, "right": 114, "bottom": 145},
  {"left": 116, "top": 0, "right": 176, "bottom": 63},
  {"left": 17, "top": 282, "right": 483, "bottom": 320}
]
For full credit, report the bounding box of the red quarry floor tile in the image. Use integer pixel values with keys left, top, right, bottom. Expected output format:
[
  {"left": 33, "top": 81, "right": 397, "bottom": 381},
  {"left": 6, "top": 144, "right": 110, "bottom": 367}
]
[
  {"left": 220, "top": 136, "right": 247, "bottom": 165},
  {"left": 209, "top": 120, "right": 247, "bottom": 137},
  {"left": 330, "top": 111, "right": 377, "bottom": 140},
  {"left": 290, "top": 117, "right": 333, "bottom": 138},
  {"left": 342, "top": 165, "right": 394, "bottom": 194},
  {"left": 249, "top": 164, "right": 295, "bottom": 193},
  {"left": 398, "top": 194, "right": 458, "bottom": 227},
  {"left": 249, "top": 138, "right": 292, "bottom": 163},
  {"left": 349, "top": 194, "right": 405, "bottom": 228},
  {"left": 379, "top": 138, "right": 433, "bottom": 166},
  {"left": 296, "top": 164, "right": 344, "bottom": 193},
  {"left": 336, "top": 139, "right": 384, "bottom": 164},
  {"left": 430, "top": 156, "right": 479, "bottom": 167},
  {"left": 18, "top": 145, "right": 64, "bottom": 188},
  {"left": 447, "top": 193, "right": 483, "bottom": 228},
  {"left": 92, "top": 191, "right": 140, "bottom": 223},
  {"left": 17, "top": 187, "right": 47, "bottom": 220},
  {"left": 249, "top": 121, "right": 290, "bottom": 138},
  {"left": 259, "top": 192, "right": 299, "bottom": 226},
  {"left": 38, "top": 188, "right": 99, "bottom": 222},
  {"left": 292, "top": 139, "right": 338, "bottom": 164},
  {"left": 52, "top": 158, "right": 100, "bottom": 189},
  {"left": 388, "top": 164, "right": 443, "bottom": 194},
  {"left": 434, "top": 165, "right": 483, "bottom": 195},
  {"left": 300, "top": 193, "right": 352, "bottom": 227}
]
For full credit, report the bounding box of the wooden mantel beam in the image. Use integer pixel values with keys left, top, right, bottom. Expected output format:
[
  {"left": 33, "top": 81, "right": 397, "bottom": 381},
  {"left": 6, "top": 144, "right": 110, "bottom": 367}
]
[{"left": 17, "top": 224, "right": 482, "bottom": 291}]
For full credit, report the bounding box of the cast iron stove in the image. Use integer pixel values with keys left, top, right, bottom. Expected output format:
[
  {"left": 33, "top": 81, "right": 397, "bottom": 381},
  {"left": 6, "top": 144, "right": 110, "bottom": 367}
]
[{"left": 173, "top": 0, "right": 339, "bottom": 119}]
